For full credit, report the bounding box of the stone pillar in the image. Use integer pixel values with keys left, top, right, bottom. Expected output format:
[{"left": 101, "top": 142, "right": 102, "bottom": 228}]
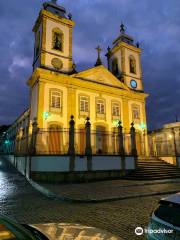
[
  {"left": 152, "top": 133, "right": 157, "bottom": 157},
  {"left": 118, "top": 121, "right": 125, "bottom": 172},
  {"left": 130, "top": 122, "right": 137, "bottom": 167},
  {"left": 118, "top": 121, "right": 124, "bottom": 155},
  {"left": 172, "top": 128, "right": 179, "bottom": 167},
  {"left": 29, "top": 118, "right": 38, "bottom": 155},
  {"left": 68, "top": 115, "right": 75, "bottom": 155},
  {"left": 68, "top": 115, "right": 75, "bottom": 171},
  {"left": 85, "top": 117, "right": 92, "bottom": 171}
]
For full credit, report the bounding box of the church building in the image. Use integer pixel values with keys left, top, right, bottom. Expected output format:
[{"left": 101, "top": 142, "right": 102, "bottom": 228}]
[{"left": 7, "top": 0, "right": 149, "bottom": 156}]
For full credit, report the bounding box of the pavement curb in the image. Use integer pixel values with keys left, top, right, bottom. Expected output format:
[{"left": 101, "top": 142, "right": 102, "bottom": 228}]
[
  {"left": 28, "top": 178, "right": 179, "bottom": 203},
  {"left": 119, "top": 178, "right": 180, "bottom": 187}
]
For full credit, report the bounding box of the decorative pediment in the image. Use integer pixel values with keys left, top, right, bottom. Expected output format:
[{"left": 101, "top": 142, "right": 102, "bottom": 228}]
[{"left": 72, "top": 65, "right": 129, "bottom": 90}]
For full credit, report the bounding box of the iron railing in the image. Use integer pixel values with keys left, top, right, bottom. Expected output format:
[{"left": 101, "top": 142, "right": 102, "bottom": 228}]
[{"left": 1, "top": 128, "right": 133, "bottom": 156}]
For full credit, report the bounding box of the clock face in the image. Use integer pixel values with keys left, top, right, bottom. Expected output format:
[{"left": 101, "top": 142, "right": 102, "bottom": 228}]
[
  {"left": 130, "top": 79, "right": 137, "bottom": 89},
  {"left": 51, "top": 58, "right": 63, "bottom": 70}
]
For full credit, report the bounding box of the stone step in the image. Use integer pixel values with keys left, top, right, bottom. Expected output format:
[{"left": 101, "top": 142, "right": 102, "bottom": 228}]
[
  {"left": 138, "top": 158, "right": 164, "bottom": 161},
  {"left": 138, "top": 161, "right": 171, "bottom": 164},
  {"left": 129, "top": 174, "right": 180, "bottom": 178},
  {"left": 126, "top": 172, "right": 180, "bottom": 177},
  {"left": 136, "top": 170, "right": 180, "bottom": 173},
  {"left": 138, "top": 164, "right": 176, "bottom": 168},
  {"left": 127, "top": 176, "right": 180, "bottom": 179},
  {"left": 138, "top": 165, "right": 178, "bottom": 168},
  {"left": 137, "top": 167, "right": 179, "bottom": 170},
  {"left": 126, "top": 157, "right": 180, "bottom": 180}
]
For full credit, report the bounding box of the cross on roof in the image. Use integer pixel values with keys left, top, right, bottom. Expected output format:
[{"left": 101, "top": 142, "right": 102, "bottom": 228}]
[
  {"left": 95, "top": 46, "right": 102, "bottom": 56},
  {"left": 94, "top": 46, "right": 102, "bottom": 66},
  {"left": 120, "top": 22, "right": 125, "bottom": 34}
]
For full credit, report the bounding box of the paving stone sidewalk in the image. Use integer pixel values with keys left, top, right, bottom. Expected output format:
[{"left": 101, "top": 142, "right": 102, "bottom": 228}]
[
  {"left": 36, "top": 178, "right": 180, "bottom": 202},
  {"left": 0, "top": 157, "right": 174, "bottom": 239}
]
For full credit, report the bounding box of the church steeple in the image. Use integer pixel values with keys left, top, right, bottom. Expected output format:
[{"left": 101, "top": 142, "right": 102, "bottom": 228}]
[
  {"left": 43, "top": 0, "right": 67, "bottom": 18},
  {"left": 32, "top": 0, "right": 75, "bottom": 74},
  {"left": 113, "top": 22, "right": 134, "bottom": 47},
  {"left": 106, "top": 24, "right": 144, "bottom": 91}
]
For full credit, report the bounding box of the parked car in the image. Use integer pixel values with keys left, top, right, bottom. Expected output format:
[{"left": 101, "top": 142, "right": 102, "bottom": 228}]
[
  {"left": 0, "top": 215, "right": 120, "bottom": 240},
  {"left": 147, "top": 192, "right": 180, "bottom": 239}
]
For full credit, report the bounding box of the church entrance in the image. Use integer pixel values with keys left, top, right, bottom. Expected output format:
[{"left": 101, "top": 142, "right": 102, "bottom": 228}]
[
  {"left": 48, "top": 124, "right": 62, "bottom": 154},
  {"left": 96, "top": 126, "right": 107, "bottom": 154}
]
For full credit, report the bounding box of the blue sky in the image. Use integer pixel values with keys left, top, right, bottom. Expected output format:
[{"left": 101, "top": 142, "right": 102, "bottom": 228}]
[{"left": 0, "top": 0, "right": 179, "bottom": 129}]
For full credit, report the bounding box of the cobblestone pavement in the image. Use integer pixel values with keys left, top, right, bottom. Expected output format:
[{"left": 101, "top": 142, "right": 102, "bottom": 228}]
[
  {"left": 0, "top": 157, "right": 173, "bottom": 240},
  {"left": 40, "top": 178, "right": 180, "bottom": 201}
]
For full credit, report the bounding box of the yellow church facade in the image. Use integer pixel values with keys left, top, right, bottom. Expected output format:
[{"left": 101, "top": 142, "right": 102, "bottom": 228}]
[
  {"left": 3, "top": 0, "right": 148, "bottom": 158},
  {"left": 26, "top": 0, "right": 148, "bottom": 156}
]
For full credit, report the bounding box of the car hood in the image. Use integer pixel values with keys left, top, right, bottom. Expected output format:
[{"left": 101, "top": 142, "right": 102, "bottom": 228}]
[{"left": 31, "top": 223, "right": 121, "bottom": 240}]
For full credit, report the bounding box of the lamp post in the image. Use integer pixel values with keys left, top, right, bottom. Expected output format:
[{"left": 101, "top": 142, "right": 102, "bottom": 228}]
[{"left": 139, "top": 122, "right": 147, "bottom": 157}]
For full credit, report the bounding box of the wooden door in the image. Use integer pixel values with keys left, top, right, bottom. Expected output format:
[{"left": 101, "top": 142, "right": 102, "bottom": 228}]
[
  {"left": 49, "top": 125, "right": 62, "bottom": 154},
  {"left": 79, "top": 128, "right": 86, "bottom": 155}
]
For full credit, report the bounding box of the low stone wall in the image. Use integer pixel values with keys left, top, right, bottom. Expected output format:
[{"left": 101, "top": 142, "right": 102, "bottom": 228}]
[
  {"left": 30, "top": 155, "right": 135, "bottom": 172},
  {"left": 4, "top": 154, "right": 136, "bottom": 182},
  {"left": 31, "top": 156, "right": 70, "bottom": 172},
  {"left": 31, "top": 170, "right": 132, "bottom": 183}
]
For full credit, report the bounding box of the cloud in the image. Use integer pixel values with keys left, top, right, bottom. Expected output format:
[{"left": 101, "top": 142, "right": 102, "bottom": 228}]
[
  {"left": 8, "top": 56, "right": 31, "bottom": 78},
  {"left": 0, "top": 0, "right": 179, "bottom": 129}
]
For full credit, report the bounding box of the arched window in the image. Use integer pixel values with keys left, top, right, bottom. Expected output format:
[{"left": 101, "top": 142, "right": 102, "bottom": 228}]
[
  {"left": 112, "top": 58, "right": 119, "bottom": 76},
  {"left": 129, "top": 55, "right": 136, "bottom": 74},
  {"left": 52, "top": 28, "right": 63, "bottom": 52}
]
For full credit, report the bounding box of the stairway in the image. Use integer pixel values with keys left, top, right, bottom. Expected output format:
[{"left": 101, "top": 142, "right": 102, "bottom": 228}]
[{"left": 125, "top": 157, "right": 180, "bottom": 180}]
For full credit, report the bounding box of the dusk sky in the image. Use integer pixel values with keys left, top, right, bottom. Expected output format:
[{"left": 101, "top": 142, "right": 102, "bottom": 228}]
[{"left": 0, "top": 0, "right": 180, "bottom": 130}]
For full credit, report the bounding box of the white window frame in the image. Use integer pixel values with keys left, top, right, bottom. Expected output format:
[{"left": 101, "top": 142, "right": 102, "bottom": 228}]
[
  {"left": 132, "top": 105, "right": 140, "bottom": 121},
  {"left": 112, "top": 102, "right": 120, "bottom": 117},
  {"left": 97, "top": 99, "right": 105, "bottom": 114},
  {"left": 49, "top": 89, "right": 62, "bottom": 114},
  {"left": 80, "top": 96, "right": 89, "bottom": 112}
]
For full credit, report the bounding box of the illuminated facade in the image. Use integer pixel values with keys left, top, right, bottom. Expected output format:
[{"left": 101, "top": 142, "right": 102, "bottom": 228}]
[
  {"left": 6, "top": 0, "right": 149, "bottom": 156},
  {"left": 148, "top": 122, "right": 180, "bottom": 164}
]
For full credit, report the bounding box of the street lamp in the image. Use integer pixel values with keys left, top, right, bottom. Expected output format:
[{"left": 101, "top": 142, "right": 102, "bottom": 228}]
[
  {"left": 168, "top": 134, "right": 173, "bottom": 139},
  {"left": 43, "top": 111, "right": 51, "bottom": 120},
  {"left": 4, "top": 140, "right": 10, "bottom": 145},
  {"left": 112, "top": 119, "right": 120, "bottom": 127}
]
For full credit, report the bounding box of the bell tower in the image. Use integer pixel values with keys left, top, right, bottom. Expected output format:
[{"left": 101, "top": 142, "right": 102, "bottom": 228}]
[
  {"left": 106, "top": 23, "right": 143, "bottom": 91},
  {"left": 32, "top": 0, "right": 75, "bottom": 74}
]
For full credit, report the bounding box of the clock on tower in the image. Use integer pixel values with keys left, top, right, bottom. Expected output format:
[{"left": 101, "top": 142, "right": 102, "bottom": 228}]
[
  {"left": 32, "top": 0, "right": 75, "bottom": 74},
  {"left": 106, "top": 23, "right": 144, "bottom": 92}
]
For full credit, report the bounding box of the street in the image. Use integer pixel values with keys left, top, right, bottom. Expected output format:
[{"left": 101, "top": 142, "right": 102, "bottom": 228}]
[{"left": 0, "top": 157, "right": 169, "bottom": 240}]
